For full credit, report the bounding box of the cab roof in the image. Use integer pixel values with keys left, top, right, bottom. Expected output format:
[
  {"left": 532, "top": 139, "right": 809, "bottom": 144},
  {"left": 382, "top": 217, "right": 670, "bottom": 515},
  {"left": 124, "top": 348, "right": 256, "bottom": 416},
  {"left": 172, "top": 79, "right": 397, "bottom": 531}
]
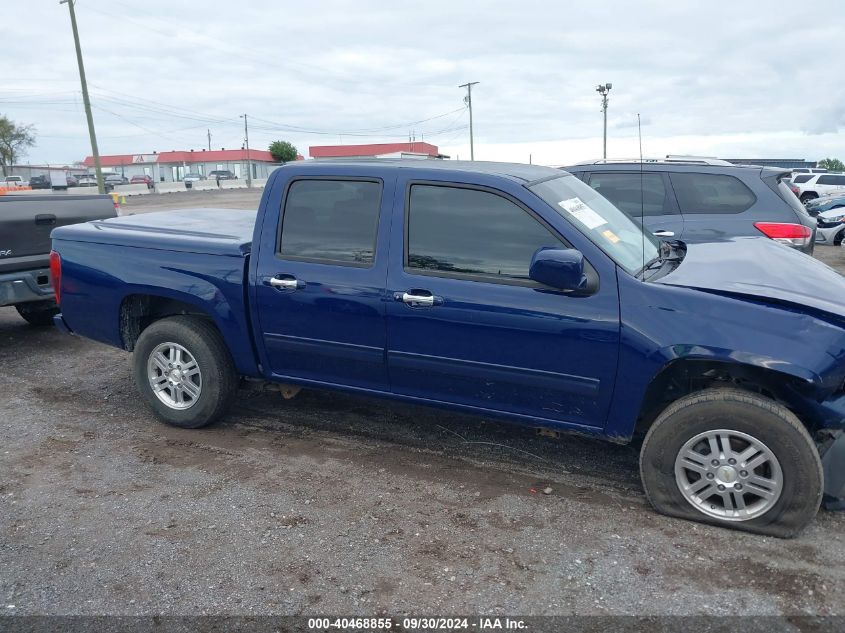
[{"left": 283, "top": 159, "right": 564, "bottom": 184}]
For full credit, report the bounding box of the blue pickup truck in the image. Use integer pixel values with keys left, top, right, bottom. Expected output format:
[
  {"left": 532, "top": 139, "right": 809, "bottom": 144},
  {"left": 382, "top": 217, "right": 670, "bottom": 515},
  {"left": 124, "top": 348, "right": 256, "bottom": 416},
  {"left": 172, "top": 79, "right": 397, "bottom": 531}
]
[{"left": 50, "top": 160, "right": 845, "bottom": 537}]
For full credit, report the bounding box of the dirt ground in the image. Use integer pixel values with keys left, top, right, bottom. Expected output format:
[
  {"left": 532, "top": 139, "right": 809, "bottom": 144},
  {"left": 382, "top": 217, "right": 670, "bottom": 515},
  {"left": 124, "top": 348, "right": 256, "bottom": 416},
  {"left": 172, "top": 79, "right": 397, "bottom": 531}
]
[{"left": 1, "top": 191, "right": 844, "bottom": 616}]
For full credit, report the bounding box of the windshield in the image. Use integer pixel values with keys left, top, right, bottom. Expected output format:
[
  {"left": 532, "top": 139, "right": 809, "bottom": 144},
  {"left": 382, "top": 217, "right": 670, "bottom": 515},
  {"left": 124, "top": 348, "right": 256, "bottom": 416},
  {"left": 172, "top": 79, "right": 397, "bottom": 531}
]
[{"left": 529, "top": 174, "right": 660, "bottom": 275}]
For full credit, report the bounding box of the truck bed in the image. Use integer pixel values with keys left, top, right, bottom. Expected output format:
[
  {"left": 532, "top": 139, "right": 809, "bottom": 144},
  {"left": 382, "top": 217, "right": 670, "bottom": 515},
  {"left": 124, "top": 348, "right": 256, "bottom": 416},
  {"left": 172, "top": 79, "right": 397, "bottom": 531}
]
[
  {"left": 51, "top": 207, "right": 260, "bottom": 377},
  {"left": 52, "top": 208, "right": 257, "bottom": 256}
]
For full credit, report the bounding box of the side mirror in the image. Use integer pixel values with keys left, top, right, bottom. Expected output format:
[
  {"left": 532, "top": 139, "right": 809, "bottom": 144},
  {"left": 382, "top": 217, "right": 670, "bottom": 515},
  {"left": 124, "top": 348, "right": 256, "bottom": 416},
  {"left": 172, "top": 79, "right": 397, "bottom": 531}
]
[{"left": 529, "top": 248, "right": 588, "bottom": 291}]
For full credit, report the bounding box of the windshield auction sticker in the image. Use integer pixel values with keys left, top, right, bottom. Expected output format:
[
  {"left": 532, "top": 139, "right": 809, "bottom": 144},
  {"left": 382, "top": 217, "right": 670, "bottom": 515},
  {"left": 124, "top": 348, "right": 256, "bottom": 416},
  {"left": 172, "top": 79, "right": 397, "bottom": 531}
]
[{"left": 558, "top": 197, "right": 607, "bottom": 229}]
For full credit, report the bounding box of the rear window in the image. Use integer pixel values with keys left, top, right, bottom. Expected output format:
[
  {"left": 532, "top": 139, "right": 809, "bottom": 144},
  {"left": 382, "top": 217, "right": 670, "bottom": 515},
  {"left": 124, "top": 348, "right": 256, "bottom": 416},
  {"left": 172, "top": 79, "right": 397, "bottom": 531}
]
[
  {"left": 669, "top": 172, "right": 756, "bottom": 215},
  {"left": 792, "top": 174, "right": 813, "bottom": 184},
  {"left": 278, "top": 178, "right": 381, "bottom": 265}
]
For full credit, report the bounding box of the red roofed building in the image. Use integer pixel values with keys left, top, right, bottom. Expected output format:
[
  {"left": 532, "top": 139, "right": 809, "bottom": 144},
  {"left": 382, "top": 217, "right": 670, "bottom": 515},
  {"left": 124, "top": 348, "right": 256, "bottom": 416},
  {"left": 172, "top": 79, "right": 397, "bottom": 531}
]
[
  {"left": 309, "top": 142, "right": 448, "bottom": 160},
  {"left": 82, "top": 148, "right": 289, "bottom": 183}
]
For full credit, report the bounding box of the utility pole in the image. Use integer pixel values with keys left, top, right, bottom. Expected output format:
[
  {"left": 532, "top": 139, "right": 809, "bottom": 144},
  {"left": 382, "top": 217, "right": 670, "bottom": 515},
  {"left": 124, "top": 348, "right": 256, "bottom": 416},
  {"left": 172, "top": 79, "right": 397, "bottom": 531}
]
[
  {"left": 459, "top": 81, "right": 479, "bottom": 160},
  {"left": 240, "top": 114, "right": 251, "bottom": 187},
  {"left": 207, "top": 129, "right": 211, "bottom": 151},
  {"left": 596, "top": 82, "right": 612, "bottom": 159},
  {"left": 61, "top": 0, "right": 104, "bottom": 193}
]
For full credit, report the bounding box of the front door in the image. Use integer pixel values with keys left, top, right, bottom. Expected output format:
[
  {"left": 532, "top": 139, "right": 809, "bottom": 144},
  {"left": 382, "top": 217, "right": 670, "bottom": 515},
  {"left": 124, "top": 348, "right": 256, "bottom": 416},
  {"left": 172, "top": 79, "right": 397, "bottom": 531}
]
[
  {"left": 254, "top": 176, "right": 392, "bottom": 391},
  {"left": 385, "top": 179, "right": 620, "bottom": 431}
]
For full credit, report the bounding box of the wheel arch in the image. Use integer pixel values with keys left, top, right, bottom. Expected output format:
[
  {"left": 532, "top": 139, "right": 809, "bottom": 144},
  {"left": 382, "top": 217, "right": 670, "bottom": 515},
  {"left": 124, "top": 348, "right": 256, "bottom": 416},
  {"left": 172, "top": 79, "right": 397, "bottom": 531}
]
[
  {"left": 634, "top": 358, "right": 820, "bottom": 437},
  {"left": 119, "top": 293, "right": 219, "bottom": 352}
]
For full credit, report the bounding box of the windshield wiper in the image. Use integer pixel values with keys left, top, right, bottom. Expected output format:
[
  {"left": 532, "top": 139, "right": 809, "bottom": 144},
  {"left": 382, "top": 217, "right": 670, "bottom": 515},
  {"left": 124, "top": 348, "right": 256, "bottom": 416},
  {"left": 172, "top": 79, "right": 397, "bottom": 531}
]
[{"left": 636, "top": 240, "right": 682, "bottom": 280}]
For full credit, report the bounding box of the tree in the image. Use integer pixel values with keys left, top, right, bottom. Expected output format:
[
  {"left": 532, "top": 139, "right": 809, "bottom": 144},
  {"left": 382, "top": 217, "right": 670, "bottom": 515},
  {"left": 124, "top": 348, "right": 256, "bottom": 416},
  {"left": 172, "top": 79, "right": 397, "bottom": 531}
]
[
  {"left": 269, "top": 140, "right": 298, "bottom": 163},
  {"left": 817, "top": 158, "right": 845, "bottom": 172},
  {"left": 0, "top": 115, "right": 36, "bottom": 177}
]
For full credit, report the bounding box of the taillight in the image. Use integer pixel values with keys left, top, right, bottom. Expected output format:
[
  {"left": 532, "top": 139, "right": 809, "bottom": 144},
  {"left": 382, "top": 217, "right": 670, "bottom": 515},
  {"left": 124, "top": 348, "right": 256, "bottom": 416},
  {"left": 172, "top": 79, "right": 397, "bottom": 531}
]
[
  {"left": 789, "top": 185, "right": 800, "bottom": 196},
  {"left": 49, "top": 250, "right": 62, "bottom": 305},
  {"left": 753, "top": 222, "right": 813, "bottom": 248}
]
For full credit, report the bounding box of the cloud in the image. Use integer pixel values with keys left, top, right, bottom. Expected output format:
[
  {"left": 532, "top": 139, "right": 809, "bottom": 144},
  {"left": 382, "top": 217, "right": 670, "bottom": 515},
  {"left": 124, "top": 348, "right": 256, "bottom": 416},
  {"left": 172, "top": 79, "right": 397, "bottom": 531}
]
[{"left": 3, "top": 0, "right": 844, "bottom": 165}]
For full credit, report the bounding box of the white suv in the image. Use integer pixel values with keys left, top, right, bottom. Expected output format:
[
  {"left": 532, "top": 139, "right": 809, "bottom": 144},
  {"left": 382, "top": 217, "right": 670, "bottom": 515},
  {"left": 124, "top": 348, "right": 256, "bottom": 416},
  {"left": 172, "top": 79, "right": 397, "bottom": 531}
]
[{"left": 794, "top": 173, "right": 845, "bottom": 204}]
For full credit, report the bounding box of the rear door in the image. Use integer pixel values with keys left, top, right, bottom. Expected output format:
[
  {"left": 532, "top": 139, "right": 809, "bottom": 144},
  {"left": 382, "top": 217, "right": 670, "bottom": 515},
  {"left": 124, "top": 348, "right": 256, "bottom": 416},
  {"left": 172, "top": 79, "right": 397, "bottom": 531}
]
[
  {"left": 253, "top": 175, "right": 393, "bottom": 391},
  {"left": 586, "top": 170, "right": 684, "bottom": 239},
  {"left": 667, "top": 172, "right": 757, "bottom": 242},
  {"left": 384, "top": 176, "right": 620, "bottom": 431}
]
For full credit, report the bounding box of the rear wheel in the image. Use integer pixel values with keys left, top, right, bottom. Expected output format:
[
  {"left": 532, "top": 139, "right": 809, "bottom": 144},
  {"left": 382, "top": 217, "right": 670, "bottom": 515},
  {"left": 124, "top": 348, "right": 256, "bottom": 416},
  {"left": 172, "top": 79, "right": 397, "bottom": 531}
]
[
  {"left": 640, "top": 389, "right": 822, "bottom": 538},
  {"left": 15, "top": 301, "right": 59, "bottom": 326},
  {"left": 132, "top": 316, "right": 238, "bottom": 428}
]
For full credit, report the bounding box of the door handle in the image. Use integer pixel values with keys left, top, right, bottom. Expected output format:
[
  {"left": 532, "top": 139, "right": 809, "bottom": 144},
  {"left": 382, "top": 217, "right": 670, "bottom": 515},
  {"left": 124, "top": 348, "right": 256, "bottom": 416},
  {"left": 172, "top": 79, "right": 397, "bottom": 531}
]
[
  {"left": 266, "top": 276, "right": 304, "bottom": 290},
  {"left": 35, "top": 214, "right": 56, "bottom": 226},
  {"left": 394, "top": 291, "right": 442, "bottom": 307},
  {"left": 653, "top": 230, "right": 675, "bottom": 237}
]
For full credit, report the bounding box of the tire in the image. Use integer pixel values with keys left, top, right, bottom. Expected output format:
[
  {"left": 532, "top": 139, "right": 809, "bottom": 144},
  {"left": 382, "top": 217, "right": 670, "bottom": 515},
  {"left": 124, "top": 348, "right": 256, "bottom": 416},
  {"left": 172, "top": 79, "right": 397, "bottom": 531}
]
[
  {"left": 801, "top": 192, "right": 818, "bottom": 204},
  {"left": 15, "top": 301, "right": 59, "bottom": 326},
  {"left": 640, "top": 388, "right": 822, "bottom": 538},
  {"left": 132, "top": 316, "right": 239, "bottom": 428}
]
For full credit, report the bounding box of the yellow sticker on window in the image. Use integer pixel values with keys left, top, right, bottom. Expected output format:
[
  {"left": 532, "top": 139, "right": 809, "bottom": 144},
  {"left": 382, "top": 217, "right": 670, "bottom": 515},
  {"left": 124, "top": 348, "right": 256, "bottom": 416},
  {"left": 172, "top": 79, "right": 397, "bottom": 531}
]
[{"left": 602, "top": 229, "right": 620, "bottom": 243}]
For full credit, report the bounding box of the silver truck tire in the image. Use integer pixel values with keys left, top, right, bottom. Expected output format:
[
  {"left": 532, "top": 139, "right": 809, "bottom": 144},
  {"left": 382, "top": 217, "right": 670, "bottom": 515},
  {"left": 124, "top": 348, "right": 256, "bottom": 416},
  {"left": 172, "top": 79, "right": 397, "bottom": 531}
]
[
  {"left": 640, "top": 388, "right": 823, "bottom": 538},
  {"left": 132, "top": 316, "right": 239, "bottom": 428}
]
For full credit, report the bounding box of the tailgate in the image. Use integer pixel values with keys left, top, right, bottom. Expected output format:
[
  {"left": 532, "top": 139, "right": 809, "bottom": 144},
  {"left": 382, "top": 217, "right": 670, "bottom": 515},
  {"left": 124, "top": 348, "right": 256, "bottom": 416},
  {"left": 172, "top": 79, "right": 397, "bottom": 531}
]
[{"left": 0, "top": 194, "right": 115, "bottom": 273}]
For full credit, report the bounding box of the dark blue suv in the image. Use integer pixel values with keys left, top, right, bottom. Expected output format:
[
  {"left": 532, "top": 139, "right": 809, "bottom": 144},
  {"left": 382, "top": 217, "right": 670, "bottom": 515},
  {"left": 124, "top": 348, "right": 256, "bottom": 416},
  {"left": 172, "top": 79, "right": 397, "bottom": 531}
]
[{"left": 565, "top": 161, "right": 816, "bottom": 253}]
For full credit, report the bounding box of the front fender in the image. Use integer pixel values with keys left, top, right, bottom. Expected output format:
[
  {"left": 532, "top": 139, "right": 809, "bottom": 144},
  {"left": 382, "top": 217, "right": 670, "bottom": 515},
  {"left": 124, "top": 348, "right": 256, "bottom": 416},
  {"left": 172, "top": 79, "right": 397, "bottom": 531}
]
[{"left": 605, "top": 273, "right": 845, "bottom": 439}]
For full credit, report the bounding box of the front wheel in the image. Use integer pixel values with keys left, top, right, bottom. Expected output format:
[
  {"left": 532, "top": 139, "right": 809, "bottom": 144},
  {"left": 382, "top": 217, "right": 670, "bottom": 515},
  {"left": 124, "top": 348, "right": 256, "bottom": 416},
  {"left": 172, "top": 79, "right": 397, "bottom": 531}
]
[
  {"left": 132, "top": 316, "right": 239, "bottom": 428},
  {"left": 640, "top": 389, "right": 823, "bottom": 538}
]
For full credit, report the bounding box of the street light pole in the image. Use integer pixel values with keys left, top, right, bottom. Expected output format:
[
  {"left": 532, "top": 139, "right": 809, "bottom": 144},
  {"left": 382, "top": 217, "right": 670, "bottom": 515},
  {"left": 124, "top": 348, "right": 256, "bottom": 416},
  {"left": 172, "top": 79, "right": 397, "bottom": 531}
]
[
  {"left": 596, "top": 83, "right": 612, "bottom": 160},
  {"left": 240, "top": 114, "right": 251, "bottom": 187},
  {"left": 60, "top": 0, "right": 104, "bottom": 194},
  {"left": 459, "top": 81, "right": 479, "bottom": 160}
]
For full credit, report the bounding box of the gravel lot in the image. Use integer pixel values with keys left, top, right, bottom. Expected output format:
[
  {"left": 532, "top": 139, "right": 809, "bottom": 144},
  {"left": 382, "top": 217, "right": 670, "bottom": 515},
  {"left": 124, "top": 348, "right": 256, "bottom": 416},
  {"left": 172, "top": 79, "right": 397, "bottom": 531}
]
[{"left": 1, "top": 190, "right": 844, "bottom": 617}]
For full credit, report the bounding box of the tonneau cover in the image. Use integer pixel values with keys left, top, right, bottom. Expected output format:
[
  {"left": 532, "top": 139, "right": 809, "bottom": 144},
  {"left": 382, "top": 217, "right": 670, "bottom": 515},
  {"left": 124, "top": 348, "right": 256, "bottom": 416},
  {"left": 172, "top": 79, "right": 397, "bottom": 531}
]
[{"left": 51, "top": 208, "right": 256, "bottom": 257}]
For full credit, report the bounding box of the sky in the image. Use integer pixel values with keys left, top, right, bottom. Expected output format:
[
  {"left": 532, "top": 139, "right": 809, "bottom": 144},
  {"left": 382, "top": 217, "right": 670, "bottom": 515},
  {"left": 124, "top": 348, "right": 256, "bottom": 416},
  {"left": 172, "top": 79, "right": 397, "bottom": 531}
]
[{"left": 2, "top": 0, "right": 844, "bottom": 167}]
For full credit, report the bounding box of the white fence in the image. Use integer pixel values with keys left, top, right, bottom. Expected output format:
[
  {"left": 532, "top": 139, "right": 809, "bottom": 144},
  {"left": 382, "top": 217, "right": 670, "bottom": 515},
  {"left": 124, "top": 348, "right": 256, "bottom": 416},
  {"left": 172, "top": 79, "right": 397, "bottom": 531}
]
[
  {"left": 113, "top": 184, "right": 151, "bottom": 196},
  {"left": 155, "top": 182, "right": 187, "bottom": 193}
]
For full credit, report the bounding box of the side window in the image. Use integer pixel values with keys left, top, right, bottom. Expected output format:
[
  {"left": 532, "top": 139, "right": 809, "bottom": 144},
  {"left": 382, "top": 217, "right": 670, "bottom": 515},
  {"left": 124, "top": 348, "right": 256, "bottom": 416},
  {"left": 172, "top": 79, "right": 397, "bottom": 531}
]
[
  {"left": 279, "top": 179, "right": 381, "bottom": 265},
  {"left": 792, "top": 174, "right": 813, "bottom": 184},
  {"left": 407, "top": 184, "right": 565, "bottom": 280},
  {"left": 587, "top": 172, "right": 670, "bottom": 218},
  {"left": 669, "top": 173, "right": 756, "bottom": 214},
  {"left": 817, "top": 175, "right": 845, "bottom": 186}
]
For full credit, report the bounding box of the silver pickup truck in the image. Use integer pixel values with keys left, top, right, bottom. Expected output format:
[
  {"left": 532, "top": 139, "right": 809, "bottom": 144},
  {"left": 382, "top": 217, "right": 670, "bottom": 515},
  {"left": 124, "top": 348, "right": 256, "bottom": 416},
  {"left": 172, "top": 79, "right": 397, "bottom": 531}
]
[{"left": 0, "top": 193, "right": 116, "bottom": 325}]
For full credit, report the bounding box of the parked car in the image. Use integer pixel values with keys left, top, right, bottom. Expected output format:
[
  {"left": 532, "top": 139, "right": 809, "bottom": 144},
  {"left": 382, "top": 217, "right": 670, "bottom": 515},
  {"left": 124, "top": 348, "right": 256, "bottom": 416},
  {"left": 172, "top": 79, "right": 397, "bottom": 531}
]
[
  {"left": 793, "top": 173, "right": 845, "bottom": 204},
  {"left": 565, "top": 160, "right": 816, "bottom": 253},
  {"left": 0, "top": 192, "right": 116, "bottom": 325},
  {"left": 815, "top": 207, "right": 845, "bottom": 245},
  {"left": 3, "top": 175, "right": 25, "bottom": 186},
  {"left": 207, "top": 169, "right": 236, "bottom": 180},
  {"left": 66, "top": 175, "right": 79, "bottom": 188},
  {"left": 51, "top": 160, "right": 845, "bottom": 537},
  {"left": 130, "top": 175, "right": 154, "bottom": 189},
  {"left": 28, "top": 175, "right": 51, "bottom": 189},
  {"left": 76, "top": 175, "right": 98, "bottom": 187},
  {"left": 806, "top": 192, "right": 845, "bottom": 215},
  {"left": 183, "top": 173, "right": 206, "bottom": 189},
  {"left": 103, "top": 174, "right": 129, "bottom": 192},
  {"left": 792, "top": 168, "right": 827, "bottom": 176}
]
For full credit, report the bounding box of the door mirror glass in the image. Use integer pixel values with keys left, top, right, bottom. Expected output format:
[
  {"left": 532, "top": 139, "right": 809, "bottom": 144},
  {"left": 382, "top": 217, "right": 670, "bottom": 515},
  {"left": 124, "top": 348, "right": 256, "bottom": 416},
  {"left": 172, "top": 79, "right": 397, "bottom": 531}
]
[{"left": 529, "top": 248, "right": 587, "bottom": 291}]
